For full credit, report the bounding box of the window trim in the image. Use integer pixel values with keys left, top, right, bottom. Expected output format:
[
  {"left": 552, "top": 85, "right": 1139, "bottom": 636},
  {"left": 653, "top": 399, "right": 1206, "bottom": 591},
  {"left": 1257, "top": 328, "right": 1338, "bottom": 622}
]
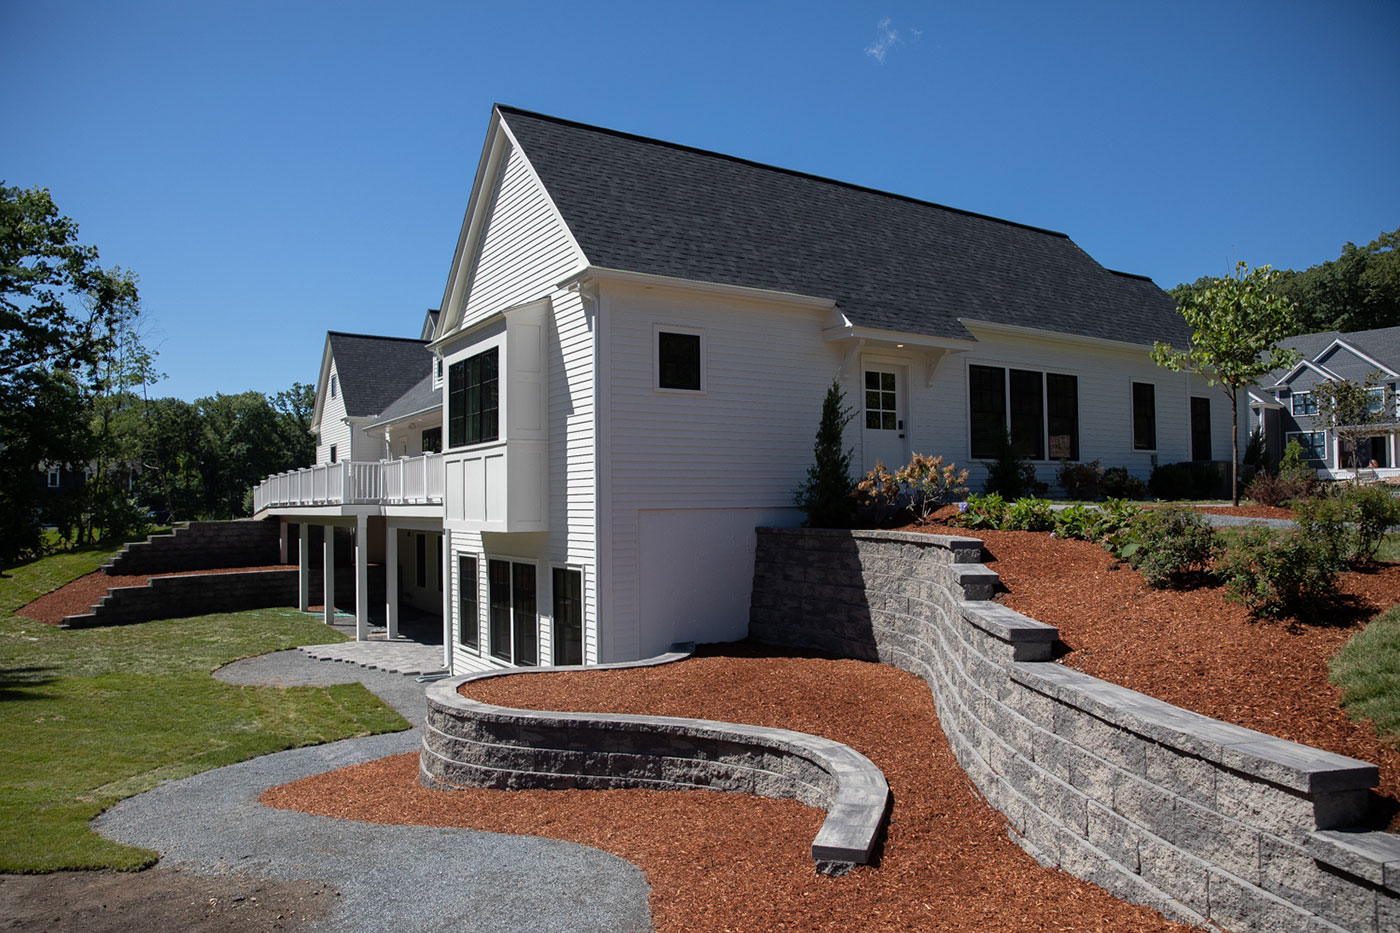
[
  {"left": 447, "top": 346, "right": 500, "bottom": 449},
  {"left": 967, "top": 362, "right": 1080, "bottom": 462},
  {"left": 1131, "top": 381, "right": 1158, "bottom": 452},
  {"left": 457, "top": 554, "right": 480, "bottom": 652},
  {"left": 653, "top": 325, "right": 706, "bottom": 394},
  {"left": 1290, "top": 391, "right": 1316, "bottom": 417},
  {"left": 1287, "top": 430, "right": 1328, "bottom": 462},
  {"left": 551, "top": 564, "right": 585, "bottom": 667},
  {"left": 486, "top": 555, "right": 540, "bottom": 668}
]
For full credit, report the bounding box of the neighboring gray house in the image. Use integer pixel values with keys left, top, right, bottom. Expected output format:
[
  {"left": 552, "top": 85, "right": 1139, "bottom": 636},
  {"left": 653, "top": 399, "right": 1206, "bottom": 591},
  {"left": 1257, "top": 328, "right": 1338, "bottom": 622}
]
[
  {"left": 1249, "top": 325, "right": 1400, "bottom": 477},
  {"left": 255, "top": 105, "right": 1235, "bottom": 669}
]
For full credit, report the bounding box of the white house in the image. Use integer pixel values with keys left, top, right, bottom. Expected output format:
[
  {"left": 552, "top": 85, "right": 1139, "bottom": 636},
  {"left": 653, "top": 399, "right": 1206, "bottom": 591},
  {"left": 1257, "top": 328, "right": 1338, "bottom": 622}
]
[
  {"left": 1249, "top": 325, "right": 1400, "bottom": 478},
  {"left": 254, "top": 104, "right": 1238, "bottom": 672}
]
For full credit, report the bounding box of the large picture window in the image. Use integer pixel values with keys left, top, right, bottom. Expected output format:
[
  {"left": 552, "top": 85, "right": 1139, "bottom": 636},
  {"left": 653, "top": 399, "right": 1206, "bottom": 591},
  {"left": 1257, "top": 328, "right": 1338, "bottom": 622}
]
[
  {"left": 1132, "top": 383, "right": 1157, "bottom": 451},
  {"left": 447, "top": 348, "right": 499, "bottom": 448},
  {"left": 1289, "top": 431, "right": 1328, "bottom": 461},
  {"left": 969, "top": 365, "right": 1078, "bottom": 461},
  {"left": 489, "top": 559, "right": 537, "bottom": 666}
]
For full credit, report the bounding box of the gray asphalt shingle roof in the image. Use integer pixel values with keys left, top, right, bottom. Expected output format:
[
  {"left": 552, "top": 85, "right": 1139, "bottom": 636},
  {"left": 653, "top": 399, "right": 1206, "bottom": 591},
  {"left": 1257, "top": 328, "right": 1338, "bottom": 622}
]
[
  {"left": 1266, "top": 325, "right": 1400, "bottom": 385},
  {"left": 499, "top": 105, "right": 1189, "bottom": 347},
  {"left": 327, "top": 332, "right": 432, "bottom": 418},
  {"left": 369, "top": 372, "right": 438, "bottom": 427}
]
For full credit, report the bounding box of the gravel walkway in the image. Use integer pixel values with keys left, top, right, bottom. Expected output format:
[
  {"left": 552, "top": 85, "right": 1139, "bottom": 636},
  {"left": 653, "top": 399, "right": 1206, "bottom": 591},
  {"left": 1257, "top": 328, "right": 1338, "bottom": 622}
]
[{"left": 93, "top": 650, "right": 652, "bottom": 933}]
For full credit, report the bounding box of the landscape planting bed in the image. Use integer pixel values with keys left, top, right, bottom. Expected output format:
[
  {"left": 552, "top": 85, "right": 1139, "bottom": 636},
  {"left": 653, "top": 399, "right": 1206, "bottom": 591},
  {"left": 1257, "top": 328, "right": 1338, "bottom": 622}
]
[
  {"left": 265, "top": 644, "right": 1190, "bottom": 932},
  {"left": 16, "top": 567, "right": 289, "bottom": 625}
]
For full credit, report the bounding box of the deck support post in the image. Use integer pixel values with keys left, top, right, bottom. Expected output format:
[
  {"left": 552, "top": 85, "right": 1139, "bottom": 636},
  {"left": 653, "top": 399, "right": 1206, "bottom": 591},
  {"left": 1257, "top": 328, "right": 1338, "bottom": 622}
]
[
  {"left": 354, "top": 514, "right": 369, "bottom": 641},
  {"left": 322, "top": 524, "right": 336, "bottom": 627},
  {"left": 385, "top": 522, "right": 399, "bottom": 640},
  {"left": 297, "top": 523, "right": 310, "bottom": 611}
]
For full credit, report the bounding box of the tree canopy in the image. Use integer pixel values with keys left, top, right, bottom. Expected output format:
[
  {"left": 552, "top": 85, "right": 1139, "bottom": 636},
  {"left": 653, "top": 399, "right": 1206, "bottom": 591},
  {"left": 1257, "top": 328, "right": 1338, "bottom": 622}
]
[{"left": 1153, "top": 262, "right": 1301, "bottom": 504}]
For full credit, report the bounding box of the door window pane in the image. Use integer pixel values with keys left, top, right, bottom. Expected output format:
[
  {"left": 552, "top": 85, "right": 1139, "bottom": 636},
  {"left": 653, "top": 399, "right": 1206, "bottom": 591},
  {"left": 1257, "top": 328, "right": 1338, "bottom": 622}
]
[
  {"left": 552, "top": 568, "right": 583, "bottom": 666},
  {"left": 864, "top": 369, "right": 899, "bottom": 432},
  {"left": 512, "top": 563, "right": 538, "bottom": 667}
]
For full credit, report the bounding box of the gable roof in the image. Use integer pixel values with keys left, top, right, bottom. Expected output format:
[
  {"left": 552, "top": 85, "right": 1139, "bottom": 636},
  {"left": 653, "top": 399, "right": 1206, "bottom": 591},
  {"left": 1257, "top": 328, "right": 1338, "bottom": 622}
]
[
  {"left": 326, "top": 332, "right": 432, "bottom": 418},
  {"left": 367, "top": 371, "right": 439, "bottom": 429},
  {"left": 1267, "top": 325, "right": 1400, "bottom": 386},
  {"left": 498, "top": 105, "right": 1188, "bottom": 347}
]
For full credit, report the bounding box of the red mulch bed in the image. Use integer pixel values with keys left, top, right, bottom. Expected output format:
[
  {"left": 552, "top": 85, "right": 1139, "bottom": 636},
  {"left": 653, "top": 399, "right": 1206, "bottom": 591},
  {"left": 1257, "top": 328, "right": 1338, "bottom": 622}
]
[
  {"left": 905, "top": 516, "right": 1400, "bottom": 829},
  {"left": 16, "top": 567, "right": 291, "bottom": 625},
  {"left": 265, "top": 646, "right": 1190, "bottom": 932}
]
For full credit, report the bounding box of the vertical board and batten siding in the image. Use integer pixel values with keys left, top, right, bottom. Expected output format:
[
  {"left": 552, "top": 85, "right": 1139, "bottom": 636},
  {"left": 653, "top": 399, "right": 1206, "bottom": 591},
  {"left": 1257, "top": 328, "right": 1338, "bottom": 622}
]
[
  {"left": 315, "top": 360, "right": 353, "bottom": 466},
  {"left": 457, "top": 142, "right": 582, "bottom": 334},
  {"left": 442, "top": 132, "right": 593, "bottom": 674},
  {"left": 602, "top": 284, "right": 835, "bottom": 660}
]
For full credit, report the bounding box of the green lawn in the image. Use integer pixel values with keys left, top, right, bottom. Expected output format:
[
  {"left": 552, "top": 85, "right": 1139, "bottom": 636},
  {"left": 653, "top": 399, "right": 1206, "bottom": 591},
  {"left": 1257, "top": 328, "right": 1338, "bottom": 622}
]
[
  {"left": 1331, "top": 605, "right": 1400, "bottom": 749},
  {"left": 1, "top": 547, "right": 409, "bottom": 873}
]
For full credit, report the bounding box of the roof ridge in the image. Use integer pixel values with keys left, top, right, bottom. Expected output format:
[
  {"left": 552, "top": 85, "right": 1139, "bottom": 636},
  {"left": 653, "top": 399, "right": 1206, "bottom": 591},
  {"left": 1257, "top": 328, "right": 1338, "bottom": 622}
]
[
  {"left": 495, "top": 103, "right": 1071, "bottom": 241},
  {"left": 1107, "top": 269, "right": 1157, "bottom": 283},
  {"left": 328, "top": 330, "right": 428, "bottom": 344}
]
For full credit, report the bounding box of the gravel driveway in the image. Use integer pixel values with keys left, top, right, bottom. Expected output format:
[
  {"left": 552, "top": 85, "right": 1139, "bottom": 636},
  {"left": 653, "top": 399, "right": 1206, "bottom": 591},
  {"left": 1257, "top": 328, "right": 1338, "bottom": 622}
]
[{"left": 92, "top": 650, "right": 653, "bottom": 933}]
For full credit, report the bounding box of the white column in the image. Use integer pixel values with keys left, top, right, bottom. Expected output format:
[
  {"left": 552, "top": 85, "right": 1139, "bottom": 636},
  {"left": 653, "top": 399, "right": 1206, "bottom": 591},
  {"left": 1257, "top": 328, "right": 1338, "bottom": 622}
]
[
  {"left": 442, "top": 528, "right": 452, "bottom": 671},
  {"left": 385, "top": 523, "right": 399, "bottom": 640},
  {"left": 279, "top": 520, "right": 288, "bottom": 564},
  {"left": 323, "top": 524, "right": 336, "bottom": 627},
  {"left": 355, "top": 514, "right": 369, "bottom": 641},
  {"left": 297, "top": 523, "right": 310, "bottom": 612}
]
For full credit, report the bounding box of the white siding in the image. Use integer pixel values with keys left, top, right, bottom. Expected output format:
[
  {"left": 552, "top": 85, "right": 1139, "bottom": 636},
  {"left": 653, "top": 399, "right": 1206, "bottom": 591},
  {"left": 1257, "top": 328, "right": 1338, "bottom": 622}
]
[
  {"left": 316, "top": 360, "right": 352, "bottom": 466},
  {"left": 458, "top": 143, "right": 583, "bottom": 332}
]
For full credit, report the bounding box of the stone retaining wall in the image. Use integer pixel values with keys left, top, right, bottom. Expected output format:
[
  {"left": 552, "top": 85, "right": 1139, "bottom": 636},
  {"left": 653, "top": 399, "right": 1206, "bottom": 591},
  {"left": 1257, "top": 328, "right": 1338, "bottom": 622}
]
[
  {"left": 749, "top": 527, "right": 1400, "bottom": 932},
  {"left": 420, "top": 648, "right": 892, "bottom": 867},
  {"left": 104, "top": 519, "right": 282, "bottom": 575}
]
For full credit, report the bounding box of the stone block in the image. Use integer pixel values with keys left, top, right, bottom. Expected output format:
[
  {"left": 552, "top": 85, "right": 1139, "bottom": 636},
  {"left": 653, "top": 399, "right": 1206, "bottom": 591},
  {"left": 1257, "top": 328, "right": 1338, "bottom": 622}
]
[
  {"left": 1259, "top": 833, "right": 1378, "bottom": 933},
  {"left": 1146, "top": 741, "right": 1216, "bottom": 809},
  {"left": 1174, "top": 796, "right": 1261, "bottom": 885},
  {"left": 1139, "top": 833, "right": 1209, "bottom": 919},
  {"left": 1088, "top": 801, "right": 1142, "bottom": 873},
  {"left": 1112, "top": 772, "right": 1176, "bottom": 841},
  {"left": 1207, "top": 866, "right": 1319, "bottom": 933}
]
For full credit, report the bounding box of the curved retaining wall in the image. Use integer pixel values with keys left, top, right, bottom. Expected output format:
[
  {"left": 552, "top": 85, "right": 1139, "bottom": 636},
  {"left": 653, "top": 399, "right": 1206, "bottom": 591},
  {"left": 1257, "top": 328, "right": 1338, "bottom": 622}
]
[
  {"left": 749, "top": 527, "right": 1400, "bottom": 932},
  {"left": 420, "top": 647, "right": 891, "bottom": 866}
]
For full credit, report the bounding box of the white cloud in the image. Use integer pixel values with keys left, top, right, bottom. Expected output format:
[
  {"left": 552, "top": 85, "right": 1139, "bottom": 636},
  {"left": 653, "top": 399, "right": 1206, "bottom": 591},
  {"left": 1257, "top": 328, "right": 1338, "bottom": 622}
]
[{"left": 865, "top": 17, "right": 900, "bottom": 64}]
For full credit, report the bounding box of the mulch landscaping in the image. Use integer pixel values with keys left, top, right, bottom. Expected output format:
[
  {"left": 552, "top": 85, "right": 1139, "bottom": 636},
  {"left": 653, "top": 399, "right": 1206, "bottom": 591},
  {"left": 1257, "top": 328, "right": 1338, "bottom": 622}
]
[
  {"left": 16, "top": 567, "right": 291, "bottom": 625},
  {"left": 265, "top": 644, "right": 1191, "bottom": 932}
]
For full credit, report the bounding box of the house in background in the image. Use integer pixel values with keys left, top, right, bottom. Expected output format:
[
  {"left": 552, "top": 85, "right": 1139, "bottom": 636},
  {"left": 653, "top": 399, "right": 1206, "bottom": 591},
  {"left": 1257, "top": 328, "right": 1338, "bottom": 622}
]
[
  {"left": 254, "top": 104, "right": 1237, "bottom": 672},
  {"left": 1249, "top": 325, "right": 1400, "bottom": 477}
]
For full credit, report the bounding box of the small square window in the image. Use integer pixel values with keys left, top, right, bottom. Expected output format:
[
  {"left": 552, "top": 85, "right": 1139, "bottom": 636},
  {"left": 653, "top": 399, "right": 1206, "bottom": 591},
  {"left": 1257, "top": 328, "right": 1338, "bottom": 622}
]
[{"left": 657, "top": 331, "right": 702, "bottom": 391}]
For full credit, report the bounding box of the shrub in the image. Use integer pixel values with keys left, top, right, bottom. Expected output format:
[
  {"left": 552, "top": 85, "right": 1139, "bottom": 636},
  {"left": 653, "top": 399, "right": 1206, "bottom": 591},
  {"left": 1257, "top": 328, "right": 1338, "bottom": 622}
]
[
  {"left": 1349, "top": 484, "right": 1400, "bottom": 562},
  {"left": 1053, "top": 504, "right": 1099, "bottom": 541},
  {"left": 956, "top": 493, "right": 1007, "bottom": 529},
  {"left": 794, "top": 381, "right": 856, "bottom": 527},
  {"left": 981, "top": 430, "right": 1047, "bottom": 498},
  {"left": 897, "top": 453, "right": 969, "bottom": 524},
  {"left": 1100, "top": 467, "right": 1147, "bottom": 500},
  {"left": 854, "top": 460, "right": 900, "bottom": 526},
  {"left": 1122, "top": 507, "right": 1222, "bottom": 588},
  {"left": 1243, "top": 472, "right": 1313, "bottom": 508},
  {"left": 1293, "top": 493, "right": 1356, "bottom": 571},
  {"left": 1221, "top": 525, "right": 1340, "bottom": 618},
  {"left": 1056, "top": 460, "right": 1102, "bottom": 500},
  {"left": 1279, "top": 438, "right": 1316, "bottom": 484},
  {"left": 1148, "top": 462, "right": 1230, "bottom": 500},
  {"left": 1003, "top": 497, "right": 1055, "bottom": 532},
  {"left": 1094, "top": 498, "right": 1146, "bottom": 558}
]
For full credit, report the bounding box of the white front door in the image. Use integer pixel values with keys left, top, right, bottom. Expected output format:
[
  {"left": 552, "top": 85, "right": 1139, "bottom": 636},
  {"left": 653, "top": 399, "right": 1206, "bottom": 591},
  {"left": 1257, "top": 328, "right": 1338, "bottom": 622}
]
[{"left": 861, "top": 365, "right": 908, "bottom": 472}]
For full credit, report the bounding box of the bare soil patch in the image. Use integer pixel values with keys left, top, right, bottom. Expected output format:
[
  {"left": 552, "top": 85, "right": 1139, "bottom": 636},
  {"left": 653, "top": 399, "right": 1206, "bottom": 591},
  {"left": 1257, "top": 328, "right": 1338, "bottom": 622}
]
[
  {"left": 0, "top": 866, "right": 334, "bottom": 932},
  {"left": 16, "top": 567, "right": 291, "bottom": 625},
  {"left": 266, "top": 646, "right": 1189, "bottom": 932},
  {"left": 906, "top": 519, "right": 1400, "bottom": 829}
]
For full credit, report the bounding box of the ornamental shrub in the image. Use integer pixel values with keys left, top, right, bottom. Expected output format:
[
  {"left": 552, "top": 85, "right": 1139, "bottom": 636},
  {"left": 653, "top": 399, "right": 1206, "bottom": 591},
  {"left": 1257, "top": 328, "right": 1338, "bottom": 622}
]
[
  {"left": 1243, "top": 472, "right": 1312, "bottom": 508},
  {"left": 1056, "top": 460, "right": 1103, "bottom": 500},
  {"left": 854, "top": 460, "right": 900, "bottom": 526},
  {"left": 1221, "top": 525, "right": 1340, "bottom": 618},
  {"left": 981, "top": 430, "right": 1047, "bottom": 498},
  {"left": 1053, "top": 504, "right": 1099, "bottom": 540},
  {"left": 1292, "top": 493, "right": 1355, "bottom": 571},
  {"left": 1094, "top": 498, "right": 1146, "bottom": 558},
  {"left": 897, "top": 453, "right": 969, "bottom": 524},
  {"left": 794, "top": 381, "right": 856, "bottom": 527},
  {"left": 1003, "top": 497, "right": 1055, "bottom": 532},
  {"left": 957, "top": 493, "right": 1007, "bottom": 529},
  {"left": 1100, "top": 466, "right": 1147, "bottom": 500},
  {"left": 1348, "top": 484, "right": 1400, "bottom": 562},
  {"left": 1123, "top": 507, "right": 1222, "bottom": 588},
  {"left": 1149, "top": 462, "right": 1229, "bottom": 500}
]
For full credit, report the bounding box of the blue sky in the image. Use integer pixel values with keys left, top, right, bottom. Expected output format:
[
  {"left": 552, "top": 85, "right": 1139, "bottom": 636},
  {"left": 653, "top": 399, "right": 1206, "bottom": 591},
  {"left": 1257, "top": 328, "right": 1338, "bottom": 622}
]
[{"left": 4, "top": 0, "right": 1397, "bottom": 401}]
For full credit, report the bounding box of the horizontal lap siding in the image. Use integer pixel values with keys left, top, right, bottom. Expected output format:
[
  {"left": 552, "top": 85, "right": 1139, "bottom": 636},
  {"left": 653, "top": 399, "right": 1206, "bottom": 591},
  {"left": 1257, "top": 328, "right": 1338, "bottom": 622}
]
[
  {"left": 316, "top": 362, "right": 353, "bottom": 466},
  {"left": 445, "top": 138, "right": 593, "bottom": 672}
]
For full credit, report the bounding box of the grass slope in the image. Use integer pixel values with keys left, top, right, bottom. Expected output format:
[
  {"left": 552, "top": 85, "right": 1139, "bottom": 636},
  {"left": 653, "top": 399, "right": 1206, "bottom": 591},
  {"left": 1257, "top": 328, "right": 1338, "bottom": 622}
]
[
  {"left": 0, "top": 548, "right": 409, "bottom": 873},
  {"left": 1331, "top": 605, "right": 1400, "bottom": 749}
]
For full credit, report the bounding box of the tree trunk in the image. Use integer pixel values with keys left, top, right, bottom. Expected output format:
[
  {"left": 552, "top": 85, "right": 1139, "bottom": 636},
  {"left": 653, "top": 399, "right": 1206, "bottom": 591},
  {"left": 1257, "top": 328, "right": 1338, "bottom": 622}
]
[{"left": 1231, "top": 391, "right": 1240, "bottom": 506}]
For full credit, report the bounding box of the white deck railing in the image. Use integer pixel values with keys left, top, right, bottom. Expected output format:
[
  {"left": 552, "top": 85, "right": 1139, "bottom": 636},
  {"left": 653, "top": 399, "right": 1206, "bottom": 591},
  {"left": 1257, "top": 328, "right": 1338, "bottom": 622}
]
[{"left": 253, "top": 453, "right": 445, "bottom": 512}]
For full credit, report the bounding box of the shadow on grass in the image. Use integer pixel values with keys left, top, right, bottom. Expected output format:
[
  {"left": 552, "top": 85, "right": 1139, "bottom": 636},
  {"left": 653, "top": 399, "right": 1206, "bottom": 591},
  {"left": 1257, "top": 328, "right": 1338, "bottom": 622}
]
[{"left": 0, "top": 665, "right": 59, "bottom": 700}]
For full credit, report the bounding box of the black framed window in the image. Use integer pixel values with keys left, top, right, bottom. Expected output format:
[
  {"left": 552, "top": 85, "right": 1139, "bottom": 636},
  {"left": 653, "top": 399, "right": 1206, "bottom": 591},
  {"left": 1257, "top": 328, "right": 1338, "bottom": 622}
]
[
  {"left": 489, "top": 559, "right": 537, "bottom": 666},
  {"left": 657, "top": 331, "right": 702, "bottom": 391},
  {"left": 864, "top": 370, "right": 897, "bottom": 430},
  {"left": 969, "top": 365, "right": 1007, "bottom": 459},
  {"left": 1132, "top": 383, "right": 1156, "bottom": 450},
  {"left": 1190, "top": 397, "right": 1211, "bottom": 461},
  {"left": 1291, "top": 431, "right": 1327, "bottom": 461},
  {"left": 1046, "top": 373, "right": 1079, "bottom": 460},
  {"left": 421, "top": 427, "right": 442, "bottom": 453},
  {"left": 1009, "top": 369, "right": 1044, "bottom": 460},
  {"left": 447, "top": 348, "right": 499, "bottom": 448},
  {"left": 458, "top": 556, "right": 478, "bottom": 650},
  {"left": 553, "top": 568, "right": 583, "bottom": 666},
  {"left": 328, "top": 444, "right": 337, "bottom": 463}
]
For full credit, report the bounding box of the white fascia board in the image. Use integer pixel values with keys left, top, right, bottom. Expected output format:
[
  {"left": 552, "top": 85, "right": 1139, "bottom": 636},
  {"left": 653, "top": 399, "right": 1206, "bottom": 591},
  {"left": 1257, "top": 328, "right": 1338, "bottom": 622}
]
[
  {"left": 561, "top": 266, "right": 838, "bottom": 311},
  {"left": 1318, "top": 337, "right": 1399, "bottom": 378},
  {"left": 1276, "top": 358, "right": 1342, "bottom": 387},
  {"left": 1248, "top": 390, "right": 1282, "bottom": 408},
  {"left": 959, "top": 317, "right": 1151, "bottom": 352},
  {"left": 821, "top": 323, "right": 977, "bottom": 350},
  {"left": 308, "top": 335, "right": 335, "bottom": 435},
  {"left": 435, "top": 109, "right": 509, "bottom": 339}
]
